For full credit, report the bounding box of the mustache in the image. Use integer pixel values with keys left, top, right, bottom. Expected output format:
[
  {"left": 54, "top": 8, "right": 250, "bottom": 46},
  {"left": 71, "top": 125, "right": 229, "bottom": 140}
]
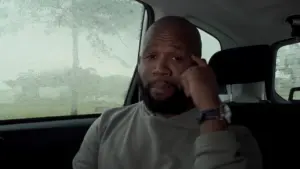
[{"left": 147, "top": 77, "right": 179, "bottom": 86}]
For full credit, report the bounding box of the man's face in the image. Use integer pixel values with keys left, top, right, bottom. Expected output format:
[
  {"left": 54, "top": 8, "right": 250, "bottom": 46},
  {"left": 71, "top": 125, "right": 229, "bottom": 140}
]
[{"left": 138, "top": 27, "right": 197, "bottom": 115}]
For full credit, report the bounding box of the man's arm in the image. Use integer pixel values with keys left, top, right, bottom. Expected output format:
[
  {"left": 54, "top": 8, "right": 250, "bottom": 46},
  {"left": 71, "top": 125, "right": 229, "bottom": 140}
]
[
  {"left": 73, "top": 117, "right": 103, "bottom": 169},
  {"left": 194, "top": 125, "right": 262, "bottom": 169},
  {"left": 181, "top": 55, "right": 262, "bottom": 169}
]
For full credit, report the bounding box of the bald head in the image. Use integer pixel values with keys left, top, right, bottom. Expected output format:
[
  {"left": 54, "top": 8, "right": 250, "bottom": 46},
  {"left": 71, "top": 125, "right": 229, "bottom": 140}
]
[
  {"left": 137, "top": 16, "right": 202, "bottom": 115},
  {"left": 141, "top": 16, "right": 202, "bottom": 57}
]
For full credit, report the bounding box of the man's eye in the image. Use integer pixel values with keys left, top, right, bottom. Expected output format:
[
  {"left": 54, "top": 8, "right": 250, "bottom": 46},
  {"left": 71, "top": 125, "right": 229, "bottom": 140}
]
[
  {"left": 146, "top": 55, "right": 156, "bottom": 59},
  {"left": 172, "top": 56, "right": 183, "bottom": 61}
]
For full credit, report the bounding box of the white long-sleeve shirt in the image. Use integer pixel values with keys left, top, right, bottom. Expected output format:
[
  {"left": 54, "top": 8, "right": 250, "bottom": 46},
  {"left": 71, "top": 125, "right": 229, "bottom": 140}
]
[{"left": 73, "top": 101, "right": 262, "bottom": 169}]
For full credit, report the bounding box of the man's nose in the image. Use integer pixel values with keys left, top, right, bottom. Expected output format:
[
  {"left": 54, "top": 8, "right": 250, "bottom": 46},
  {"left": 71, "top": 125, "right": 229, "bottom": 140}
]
[{"left": 152, "top": 59, "right": 171, "bottom": 76}]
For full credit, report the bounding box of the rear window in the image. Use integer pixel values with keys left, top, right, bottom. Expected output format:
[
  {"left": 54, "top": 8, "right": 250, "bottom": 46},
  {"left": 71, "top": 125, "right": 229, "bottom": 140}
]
[
  {"left": 197, "top": 29, "right": 221, "bottom": 61},
  {"left": 275, "top": 43, "right": 300, "bottom": 100}
]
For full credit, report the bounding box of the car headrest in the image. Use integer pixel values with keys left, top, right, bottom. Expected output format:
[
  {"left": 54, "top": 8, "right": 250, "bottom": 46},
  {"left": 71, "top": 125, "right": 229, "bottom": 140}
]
[{"left": 208, "top": 45, "right": 272, "bottom": 85}]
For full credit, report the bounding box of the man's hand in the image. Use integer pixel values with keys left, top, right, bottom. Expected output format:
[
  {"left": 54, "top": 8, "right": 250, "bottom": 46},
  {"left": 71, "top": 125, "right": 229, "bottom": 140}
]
[
  {"left": 181, "top": 55, "right": 227, "bottom": 132},
  {"left": 181, "top": 55, "right": 220, "bottom": 110}
]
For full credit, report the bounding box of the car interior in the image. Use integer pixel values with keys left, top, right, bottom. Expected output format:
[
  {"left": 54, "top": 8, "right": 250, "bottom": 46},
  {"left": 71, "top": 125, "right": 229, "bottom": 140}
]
[{"left": 1, "top": 0, "right": 300, "bottom": 169}]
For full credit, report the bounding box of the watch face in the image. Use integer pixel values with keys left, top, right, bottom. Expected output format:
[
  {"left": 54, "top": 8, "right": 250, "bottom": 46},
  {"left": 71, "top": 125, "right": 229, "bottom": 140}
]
[{"left": 197, "top": 104, "right": 232, "bottom": 124}]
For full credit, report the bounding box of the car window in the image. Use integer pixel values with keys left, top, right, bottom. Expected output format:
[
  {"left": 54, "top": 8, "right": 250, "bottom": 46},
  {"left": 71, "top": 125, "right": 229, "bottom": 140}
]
[
  {"left": 197, "top": 29, "right": 221, "bottom": 61},
  {"left": 0, "top": 0, "right": 144, "bottom": 120},
  {"left": 275, "top": 43, "right": 300, "bottom": 100}
]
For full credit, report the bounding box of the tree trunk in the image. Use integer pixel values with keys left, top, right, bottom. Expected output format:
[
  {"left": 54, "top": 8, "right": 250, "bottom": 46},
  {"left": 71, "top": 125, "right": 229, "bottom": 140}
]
[{"left": 71, "top": 0, "right": 79, "bottom": 115}]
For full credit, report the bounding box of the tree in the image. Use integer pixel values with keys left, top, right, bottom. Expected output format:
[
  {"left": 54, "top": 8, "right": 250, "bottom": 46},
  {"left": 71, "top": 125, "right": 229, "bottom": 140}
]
[
  {"left": 1, "top": 0, "right": 143, "bottom": 114},
  {"left": 3, "top": 70, "right": 41, "bottom": 101},
  {"left": 0, "top": 1, "right": 29, "bottom": 36},
  {"left": 3, "top": 67, "right": 103, "bottom": 101},
  {"left": 11, "top": 0, "right": 142, "bottom": 67}
]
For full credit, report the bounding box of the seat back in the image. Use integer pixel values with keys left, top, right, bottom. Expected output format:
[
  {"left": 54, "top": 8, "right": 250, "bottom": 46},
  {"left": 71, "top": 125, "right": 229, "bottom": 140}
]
[{"left": 209, "top": 45, "right": 274, "bottom": 168}]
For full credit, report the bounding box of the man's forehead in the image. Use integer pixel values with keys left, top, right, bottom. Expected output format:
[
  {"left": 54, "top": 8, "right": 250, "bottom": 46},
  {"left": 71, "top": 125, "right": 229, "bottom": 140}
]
[
  {"left": 141, "top": 28, "right": 189, "bottom": 52},
  {"left": 144, "top": 41, "right": 185, "bottom": 51},
  {"left": 146, "top": 22, "right": 190, "bottom": 38}
]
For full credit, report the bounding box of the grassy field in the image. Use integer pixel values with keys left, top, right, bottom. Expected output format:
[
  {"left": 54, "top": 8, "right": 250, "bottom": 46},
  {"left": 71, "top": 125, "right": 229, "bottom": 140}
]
[{"left": 0, "top": 100, "right": 122, "bottom": 120}]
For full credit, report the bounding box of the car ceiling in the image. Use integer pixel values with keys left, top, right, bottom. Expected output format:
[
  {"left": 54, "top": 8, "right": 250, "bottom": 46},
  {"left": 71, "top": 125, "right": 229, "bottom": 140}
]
[{"left": 142, "top": 0, "right": 300, "bottom": 48}]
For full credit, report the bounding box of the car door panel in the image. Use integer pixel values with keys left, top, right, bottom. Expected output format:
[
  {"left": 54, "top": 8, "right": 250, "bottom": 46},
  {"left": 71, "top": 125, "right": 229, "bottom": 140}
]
[{"left": 0, "top": 118, "right": 96, "bottom": 169}]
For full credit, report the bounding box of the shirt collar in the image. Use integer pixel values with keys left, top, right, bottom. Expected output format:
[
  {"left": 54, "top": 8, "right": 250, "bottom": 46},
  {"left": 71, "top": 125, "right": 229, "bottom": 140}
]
[{"left": 139, "top": 101, "right": 200, "bottom": 129}]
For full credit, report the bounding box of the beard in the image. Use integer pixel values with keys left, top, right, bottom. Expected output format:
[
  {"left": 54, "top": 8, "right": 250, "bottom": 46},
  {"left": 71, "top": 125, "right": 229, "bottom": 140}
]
[{"left": 137, "top": 75, "right": 191, "bottom": 115}]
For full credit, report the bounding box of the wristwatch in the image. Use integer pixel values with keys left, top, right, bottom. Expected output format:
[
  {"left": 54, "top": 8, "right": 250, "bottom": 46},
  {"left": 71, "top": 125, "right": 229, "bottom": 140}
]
[{"left": 196, "top": 103, "right": 232, "bottom": 124}]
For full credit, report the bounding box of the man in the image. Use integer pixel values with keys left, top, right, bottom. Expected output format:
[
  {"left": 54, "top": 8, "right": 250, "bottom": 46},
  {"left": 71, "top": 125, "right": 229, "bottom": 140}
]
[{"left": 73, "top": 16, "right": 262, "bottom": 169}]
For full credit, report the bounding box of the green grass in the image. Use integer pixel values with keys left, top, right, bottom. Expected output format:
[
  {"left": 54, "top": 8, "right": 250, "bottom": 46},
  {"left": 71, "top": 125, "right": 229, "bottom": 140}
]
[{"left": 0, "top": 100, "right": 122, "bottom": 120}]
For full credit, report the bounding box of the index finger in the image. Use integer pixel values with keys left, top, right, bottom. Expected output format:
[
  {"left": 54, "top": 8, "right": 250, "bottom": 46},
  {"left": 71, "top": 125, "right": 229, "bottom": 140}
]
[{"left": 191, "top": 55, "right": 207, "bottom": 66}]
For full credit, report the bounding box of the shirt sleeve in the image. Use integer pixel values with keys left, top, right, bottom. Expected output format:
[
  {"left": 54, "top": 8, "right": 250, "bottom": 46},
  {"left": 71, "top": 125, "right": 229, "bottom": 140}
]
[
  {"left": 72, "top": 117, "right": 103, "bottom": 169},
  {"left": 194, "top": 126, "right": 263, "bottom": 169}
]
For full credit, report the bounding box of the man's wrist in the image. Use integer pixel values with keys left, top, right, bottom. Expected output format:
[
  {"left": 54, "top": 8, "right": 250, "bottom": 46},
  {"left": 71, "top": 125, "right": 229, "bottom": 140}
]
[{"left": 197, "top": 101, "right": 231, "bottom": 133}]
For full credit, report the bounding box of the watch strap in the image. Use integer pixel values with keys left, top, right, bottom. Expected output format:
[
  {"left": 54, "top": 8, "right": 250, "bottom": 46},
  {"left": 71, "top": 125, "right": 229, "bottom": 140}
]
[{"left": 196, "top": 104, "right": 231, "bottom": 124}]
